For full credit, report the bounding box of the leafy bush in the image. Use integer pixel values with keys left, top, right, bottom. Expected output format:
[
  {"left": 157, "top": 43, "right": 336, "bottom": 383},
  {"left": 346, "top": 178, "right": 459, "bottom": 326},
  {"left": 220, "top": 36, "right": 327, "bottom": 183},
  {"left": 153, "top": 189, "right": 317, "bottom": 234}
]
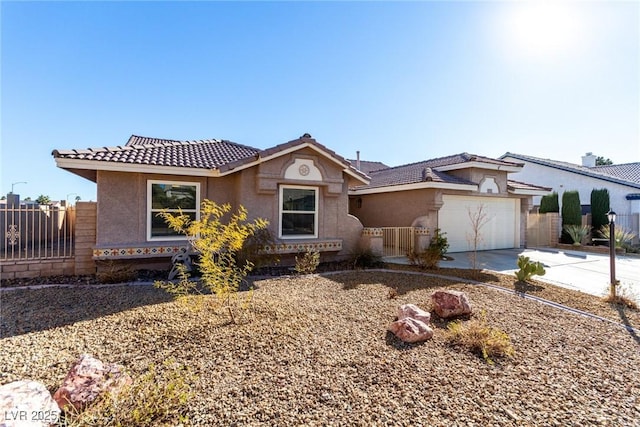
[
  {"left": 598, "top": 225, "right": 637, "bottom": 249},
  {"left": 406, "top": 245, "right": 442, "bottom": 270},
  {"left": 561, "top": 191, "right": 582, "bottom": 243},
  {"left": 154, "top": 201, "right": 268, "bottom": 323},
  {"left": 539, "top": 192, "right": 559, "bottom": 213},
  {"left": 349, "top": 248, "right": 384, "bottom": 269},
  {"left": 430, "top": 228, "right": 450, "bottom": 258},
  {"left": 563, "top": 224, "right": 590, "bottom": 246},
  {"left": 407, "top": 228, "right": 450, "bottom": 270},
  {"left": 63, "top": 359, "right": 194, "bottom": 426},
  {"left": 294, "top": 250, "right": 320, "bottom": 274},
  {"left": 514, "top": 255, "right": 546, "bottom": 282},
  {"left": 590, "top": 188, "right": 610, "bottom": 235},
  {"left": 446, "top": 311, "right": 515, "bottom": 364}
]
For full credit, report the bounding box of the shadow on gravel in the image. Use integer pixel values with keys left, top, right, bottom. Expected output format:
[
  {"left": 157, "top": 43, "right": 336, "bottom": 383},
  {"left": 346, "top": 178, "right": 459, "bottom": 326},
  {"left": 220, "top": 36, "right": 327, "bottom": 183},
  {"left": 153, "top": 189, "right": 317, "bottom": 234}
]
[
  {"left": 614, "top": 305, "right": 640, "bottom": 346},
  {"left": 327, "top": 267, "right": 502, "bottom": 297},
  {"left": 0, "top": 285, "right": 174, "bottom": 339},
  {"left": 384, "top": 330, "right": 426, "bottom": 350}
]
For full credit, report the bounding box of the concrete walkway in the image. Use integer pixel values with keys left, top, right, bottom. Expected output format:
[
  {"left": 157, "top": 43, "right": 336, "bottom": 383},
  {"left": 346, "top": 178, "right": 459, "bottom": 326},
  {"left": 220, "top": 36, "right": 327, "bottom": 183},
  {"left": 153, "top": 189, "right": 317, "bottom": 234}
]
[{"left": 385, "top": 248, "right": 640, "bottom": 302}]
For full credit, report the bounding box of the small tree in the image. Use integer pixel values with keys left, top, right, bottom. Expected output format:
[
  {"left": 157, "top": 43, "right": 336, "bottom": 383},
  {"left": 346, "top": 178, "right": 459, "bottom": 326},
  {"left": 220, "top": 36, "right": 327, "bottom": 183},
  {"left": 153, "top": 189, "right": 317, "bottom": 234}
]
[
  {"left": 590, "top": 188, "right": 610, "bottom": 238},
  {"left": 595, "top": 156, "right": 613, "bottom": 166},
  {"left": 561, "top": 191, "right": 581, "bottom": 244},
  {"left": 36, "top": 194, "right": 51, "bottom": 205},
  {"left": 154, "top": 201, "right": 268, "bottom": 323},
  {"left": 539, "top": 192, "right": 559, "bottom": 213},
  {"left": 466, "top": 204, "right": 490, "bottom": 276}
]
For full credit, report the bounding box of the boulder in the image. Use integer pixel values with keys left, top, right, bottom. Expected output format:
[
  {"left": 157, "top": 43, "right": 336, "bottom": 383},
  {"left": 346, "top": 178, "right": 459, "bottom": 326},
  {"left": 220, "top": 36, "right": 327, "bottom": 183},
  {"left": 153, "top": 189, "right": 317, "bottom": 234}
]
[
  {"left": 431, "top": 290, "right": 472, "bottom": 318},
  {"left": 53, "top": 354, "right": 132, "bottom": 412},
  {"left": 0, "top": 380, "right": 60, "bottom": 427},
  {"left": 397, "top": 303, "right": 431, "bottom": 324},
  {"left": 388, "top": 317, "right": 434, "bottom": 343}
]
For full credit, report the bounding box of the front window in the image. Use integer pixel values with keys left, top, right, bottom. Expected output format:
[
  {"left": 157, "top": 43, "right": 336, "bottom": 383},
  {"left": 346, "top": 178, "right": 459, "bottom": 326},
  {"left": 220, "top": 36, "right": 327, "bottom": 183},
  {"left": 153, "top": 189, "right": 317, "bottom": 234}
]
[
  {"left": 279, "top": 185, "right": 318, "bottom": 238},
  {"left": 147, "top": 180, "right": 200, "bottom": 241}
]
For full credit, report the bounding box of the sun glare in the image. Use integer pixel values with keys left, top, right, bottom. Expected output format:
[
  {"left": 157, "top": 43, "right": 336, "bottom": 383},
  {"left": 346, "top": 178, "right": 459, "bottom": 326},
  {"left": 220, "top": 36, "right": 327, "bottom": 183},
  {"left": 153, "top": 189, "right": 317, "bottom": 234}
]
[{"left": 498, "top": 1, "right": 587, "bottom": 62}]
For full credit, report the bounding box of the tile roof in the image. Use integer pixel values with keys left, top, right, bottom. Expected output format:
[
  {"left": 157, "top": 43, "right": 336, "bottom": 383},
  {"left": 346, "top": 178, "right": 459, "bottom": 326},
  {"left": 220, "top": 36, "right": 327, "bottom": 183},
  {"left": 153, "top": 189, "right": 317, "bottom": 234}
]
[
  {"left": 52, "top": 133, "right": 369, "bottom": 183},
  {"left": 507, "top": 180, "right": 552, "bottom": 192},
  {"left": 346, "top": 160, "right": 390, "bottom": 174},
  {"left": 351, "top": 153, "right": 522, "bottom": 190},
  {"left": 53, "top": 135, "right": 260, "bottom": 170},
  {"left": 501, "top": 152, "right": 640, "bottom": 189}
]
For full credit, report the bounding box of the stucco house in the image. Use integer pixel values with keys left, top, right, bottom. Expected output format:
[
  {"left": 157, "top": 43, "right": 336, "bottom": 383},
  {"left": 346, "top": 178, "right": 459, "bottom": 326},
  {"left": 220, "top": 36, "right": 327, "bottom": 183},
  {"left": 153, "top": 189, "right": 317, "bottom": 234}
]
[
  {"left": 348, "top": 153, "right": 550, "bottom": 253},
  {"left": 500, "top": 152, "right": 640, "bottom": 236},
  {"left": 52, "top": 134, "right": 369, "bottom": 269}
]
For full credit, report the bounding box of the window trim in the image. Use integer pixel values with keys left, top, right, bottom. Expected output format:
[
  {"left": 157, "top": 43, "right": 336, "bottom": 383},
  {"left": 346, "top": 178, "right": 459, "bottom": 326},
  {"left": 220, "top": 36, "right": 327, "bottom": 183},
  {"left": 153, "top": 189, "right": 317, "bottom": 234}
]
[
  {"left": 147, "top": 180, "right": 200, "bottom": 241},
  {"left": 279, "top": 185, "right": 319, "bottom": 239}
]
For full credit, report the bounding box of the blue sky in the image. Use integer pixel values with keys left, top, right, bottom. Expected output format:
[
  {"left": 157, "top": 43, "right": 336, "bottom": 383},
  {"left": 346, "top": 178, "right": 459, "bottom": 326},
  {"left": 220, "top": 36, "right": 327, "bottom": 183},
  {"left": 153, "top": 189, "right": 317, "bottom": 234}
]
[{"left": 1, "top": 1, "right": 638, "bottom": 202}]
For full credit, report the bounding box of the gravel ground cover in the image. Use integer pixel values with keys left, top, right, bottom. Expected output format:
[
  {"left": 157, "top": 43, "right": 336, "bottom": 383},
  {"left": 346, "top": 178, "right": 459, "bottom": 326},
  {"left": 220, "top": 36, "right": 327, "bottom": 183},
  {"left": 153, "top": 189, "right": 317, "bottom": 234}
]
[{"left": 1, "top": 269, "right": 639, "bottom": 426}]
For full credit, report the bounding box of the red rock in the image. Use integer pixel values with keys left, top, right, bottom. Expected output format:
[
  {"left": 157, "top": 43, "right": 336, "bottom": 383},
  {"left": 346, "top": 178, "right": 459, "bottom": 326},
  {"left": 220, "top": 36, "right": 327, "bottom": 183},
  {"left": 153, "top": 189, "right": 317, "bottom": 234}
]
[
  {"left": 397, "top": 303, "right": 431, "bottom": 324},
  {"left": 0, "top": 380, "right": 60, "bottom": 427},
  {"left": 431, "top": 290, "right": 472, "bottom": 318},
  {"left": 388, "top": 317, "right": 434, "bottom": 343},
  {"left": 53, "top": 354, "right": 131, "bottom": 412}
]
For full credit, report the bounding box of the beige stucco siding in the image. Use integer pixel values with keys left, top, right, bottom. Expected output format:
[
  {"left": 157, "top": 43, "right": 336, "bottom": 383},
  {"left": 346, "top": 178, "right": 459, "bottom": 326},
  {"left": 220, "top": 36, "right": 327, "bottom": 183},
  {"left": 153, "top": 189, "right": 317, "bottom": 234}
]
[{"left": 350, "top": 189, "right": 442, "bottom": 228}]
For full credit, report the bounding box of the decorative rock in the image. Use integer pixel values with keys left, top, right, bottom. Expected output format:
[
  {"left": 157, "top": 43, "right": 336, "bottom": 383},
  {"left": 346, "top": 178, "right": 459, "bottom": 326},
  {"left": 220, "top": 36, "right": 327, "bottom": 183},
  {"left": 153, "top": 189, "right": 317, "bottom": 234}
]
[
  {"left": 0, "top": 380, "right": 60, "bottom": 427},
  {"left": 53, "top": 354, "right": 132, "bottom": 412},
  {"left": 431, "top": 290, "right": 472, "bottom": 318},
  {"left": 388, "top": 317, "right": 434, "bottom": 343},
  {"left": 397, "top": 303, "right": 431, "bottom": 324}
]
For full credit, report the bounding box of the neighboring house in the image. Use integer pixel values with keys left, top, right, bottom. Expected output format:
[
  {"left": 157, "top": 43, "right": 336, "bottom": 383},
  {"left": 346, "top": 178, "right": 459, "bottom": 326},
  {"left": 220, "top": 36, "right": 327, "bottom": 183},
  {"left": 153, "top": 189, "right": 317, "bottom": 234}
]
[
  {"left": 500, "top": 152, "right": 640, "bottom": 233},
  {"left": 348, "top": 153, "right": 550, "bottom": 253},
  {"left": 52, "top": 134, "right": 369, "bottom": 269}
]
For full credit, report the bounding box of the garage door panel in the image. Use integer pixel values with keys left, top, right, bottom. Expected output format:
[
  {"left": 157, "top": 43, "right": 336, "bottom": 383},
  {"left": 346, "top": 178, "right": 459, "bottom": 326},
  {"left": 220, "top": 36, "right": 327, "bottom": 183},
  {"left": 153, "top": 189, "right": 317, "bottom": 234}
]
[{"left": 438, "top": 196, "right": 519, "bottom": 253}]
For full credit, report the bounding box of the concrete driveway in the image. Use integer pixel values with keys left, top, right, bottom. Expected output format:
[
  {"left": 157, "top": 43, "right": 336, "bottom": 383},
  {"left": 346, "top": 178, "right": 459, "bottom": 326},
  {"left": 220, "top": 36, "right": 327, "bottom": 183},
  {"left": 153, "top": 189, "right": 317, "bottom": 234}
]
[{"left": 439, "top": 248, "right": 640, "bottom": 302}]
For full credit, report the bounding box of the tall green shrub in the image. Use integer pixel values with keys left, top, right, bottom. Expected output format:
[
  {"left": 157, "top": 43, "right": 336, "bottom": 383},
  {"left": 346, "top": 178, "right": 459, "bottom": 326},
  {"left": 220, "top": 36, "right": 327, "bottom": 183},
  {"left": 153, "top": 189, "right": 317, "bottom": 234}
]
[
  {"left": 539, "top": 192, "right": 559, "bottom": 213},
  {"left": 561, "top": 191, "right": 582, "bottom": 244},
  {"left": 590, "top": 188, "right": 610, "bottom": 236}
]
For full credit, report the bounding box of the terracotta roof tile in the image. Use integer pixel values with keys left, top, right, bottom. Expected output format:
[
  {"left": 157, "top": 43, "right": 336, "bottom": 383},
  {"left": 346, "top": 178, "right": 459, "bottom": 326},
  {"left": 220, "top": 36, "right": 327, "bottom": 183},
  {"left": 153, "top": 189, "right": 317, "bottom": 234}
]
[{"left": 53, "top": 135, "right": 261, "bottom": 170}]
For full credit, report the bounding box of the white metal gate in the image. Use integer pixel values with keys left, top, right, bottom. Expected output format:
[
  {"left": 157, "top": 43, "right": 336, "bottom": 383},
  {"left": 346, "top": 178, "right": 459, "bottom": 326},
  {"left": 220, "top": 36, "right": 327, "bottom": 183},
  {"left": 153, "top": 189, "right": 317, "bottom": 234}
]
[{"left": 381, "top": 227, "right": 416, "bottom": 257}]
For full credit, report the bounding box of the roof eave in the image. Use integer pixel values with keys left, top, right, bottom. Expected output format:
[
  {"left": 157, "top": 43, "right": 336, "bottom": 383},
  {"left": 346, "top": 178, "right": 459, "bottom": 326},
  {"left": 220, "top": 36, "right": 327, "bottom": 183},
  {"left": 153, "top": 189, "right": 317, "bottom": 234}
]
[
  {"left": 349, "top": 182, "right": 478, "bottom": 195},
  {"left": 435, "top": 161, "right": 522, "bottom": 173},
  {"left": 54, "top": 158, "right": 220, "bottom": 177}
]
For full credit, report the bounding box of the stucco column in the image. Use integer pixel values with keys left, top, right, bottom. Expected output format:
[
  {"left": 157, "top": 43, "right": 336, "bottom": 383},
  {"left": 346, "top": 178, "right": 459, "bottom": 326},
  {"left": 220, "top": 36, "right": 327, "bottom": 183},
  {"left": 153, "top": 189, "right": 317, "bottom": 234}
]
[{"left": 361, "top": 228, "right": 383, "bottom": 256}]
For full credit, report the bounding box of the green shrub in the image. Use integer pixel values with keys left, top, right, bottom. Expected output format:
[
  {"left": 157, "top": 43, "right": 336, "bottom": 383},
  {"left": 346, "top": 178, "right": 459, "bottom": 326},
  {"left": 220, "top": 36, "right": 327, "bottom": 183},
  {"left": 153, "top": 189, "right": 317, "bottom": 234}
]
[
  {"left": 349, "top": 248, "right": 384, "bottom": 269},
  {"left": 514, "top": 255, "right": 546, "bottom": 282},
  {"left": 407, "top": 228, "right": 450, "bottom": 270},
  {"left": 590, "top": 188, "right": 610, "bottom": 235},
  {"left": 294, "top": 250, "right": 320, "bottom": 274},
  {"left": 561, "top": 191, "right": 582, "bottom": 243},
  {"left": 430, "top": 228, "right": 450, "bottom": 258},
  {"left": 598, "top": 225, "right": 637, "bottom": 249},
  {"left": 406, "top": 245, "right": 442, "bottom": 270},
  {"left": 539, "top": 192, "right": 559, "bottom": 213},
  {"left": 563, "top": 224, "right": 590, "bottom": 246},
  {"left": 446, "top": 311, "right": 515, "bottom": 364}
]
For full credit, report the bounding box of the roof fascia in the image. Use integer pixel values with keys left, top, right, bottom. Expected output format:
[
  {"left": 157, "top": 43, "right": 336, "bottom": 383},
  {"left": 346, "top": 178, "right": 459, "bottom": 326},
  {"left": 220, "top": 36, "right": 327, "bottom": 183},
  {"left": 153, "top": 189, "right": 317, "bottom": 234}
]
[
  {"left": 219, "top": 141, "right": 370, "bottom": 184},
  {"left": 349, "top": 182, "right": 477, "bottom": 195},
  {"left": 435, "top": 161, "right": 522, "bottom": 173},
  {"left": 54, "top": 158, "right": 220, "bottom": 177},
  {"left": 508, "top": 188, "right": 552, "bottom": 196}
]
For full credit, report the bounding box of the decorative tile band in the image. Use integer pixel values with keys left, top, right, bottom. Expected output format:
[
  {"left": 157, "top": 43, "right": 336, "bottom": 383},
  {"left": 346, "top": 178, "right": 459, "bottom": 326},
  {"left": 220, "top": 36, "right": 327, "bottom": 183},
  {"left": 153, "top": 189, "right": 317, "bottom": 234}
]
[
  {"left": 362, "top": 228, "right": 383, "bottom": 237},
  {"left": 93, "top": 246, "right": 188, "bottom": 259},
  {"left": 414, "top": 227, "right": 430, "bottom": 235},
  {"left": 260, "top": 240, "right": 343, "bottom": 254}
]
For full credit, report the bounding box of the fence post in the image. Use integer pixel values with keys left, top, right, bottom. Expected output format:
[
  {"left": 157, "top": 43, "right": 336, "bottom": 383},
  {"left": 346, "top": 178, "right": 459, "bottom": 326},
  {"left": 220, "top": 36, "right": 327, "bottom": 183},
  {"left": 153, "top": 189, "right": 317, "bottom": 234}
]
[{"left": 74, "top": 202, "right": 97, "bottom": 275}]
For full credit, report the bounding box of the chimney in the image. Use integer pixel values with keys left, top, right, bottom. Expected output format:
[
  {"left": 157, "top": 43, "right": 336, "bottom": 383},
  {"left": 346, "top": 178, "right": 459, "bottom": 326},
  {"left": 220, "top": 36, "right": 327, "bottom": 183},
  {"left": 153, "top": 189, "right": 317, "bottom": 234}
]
[
  {"left": 356, "top": 151, "right": 361, "bottom": 170},
  {"left": 582, "top": 152, "right": 597, "bottom": 167}
]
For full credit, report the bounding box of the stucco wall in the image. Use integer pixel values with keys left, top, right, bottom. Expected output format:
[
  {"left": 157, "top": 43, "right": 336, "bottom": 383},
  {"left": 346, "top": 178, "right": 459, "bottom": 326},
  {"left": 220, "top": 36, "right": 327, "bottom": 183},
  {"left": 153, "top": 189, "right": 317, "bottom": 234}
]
[
  {"left": 93, "top": 148, "right": 362, "bottom": 264},
  {"left": 502, "top": 157, "right": 638, "bottom": 216}
]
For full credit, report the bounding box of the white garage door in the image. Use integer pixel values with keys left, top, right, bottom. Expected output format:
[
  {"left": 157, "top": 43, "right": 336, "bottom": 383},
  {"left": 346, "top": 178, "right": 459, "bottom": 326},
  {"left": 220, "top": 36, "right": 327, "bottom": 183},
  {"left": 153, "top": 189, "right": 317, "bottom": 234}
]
[{"left": 438, "top": 195, "right": 520, "bottom": 253}]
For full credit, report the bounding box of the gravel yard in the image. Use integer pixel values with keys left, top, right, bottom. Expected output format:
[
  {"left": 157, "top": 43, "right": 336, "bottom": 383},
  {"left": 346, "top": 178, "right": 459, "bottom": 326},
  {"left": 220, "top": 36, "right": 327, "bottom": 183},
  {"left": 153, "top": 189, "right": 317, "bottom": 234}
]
[{"left": 1, "top": 269, "right": 639, "bottom": 426}]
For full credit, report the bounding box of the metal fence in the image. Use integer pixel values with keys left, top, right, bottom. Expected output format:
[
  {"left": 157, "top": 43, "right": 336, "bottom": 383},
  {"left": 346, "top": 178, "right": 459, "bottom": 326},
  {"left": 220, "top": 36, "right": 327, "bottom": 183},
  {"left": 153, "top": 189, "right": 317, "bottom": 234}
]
[
  {"left": 1, "top": 203, "right": 76, "bottom": 260},
  {"left": 381, "top": 227, "right": 416, "bottom": 257}
]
